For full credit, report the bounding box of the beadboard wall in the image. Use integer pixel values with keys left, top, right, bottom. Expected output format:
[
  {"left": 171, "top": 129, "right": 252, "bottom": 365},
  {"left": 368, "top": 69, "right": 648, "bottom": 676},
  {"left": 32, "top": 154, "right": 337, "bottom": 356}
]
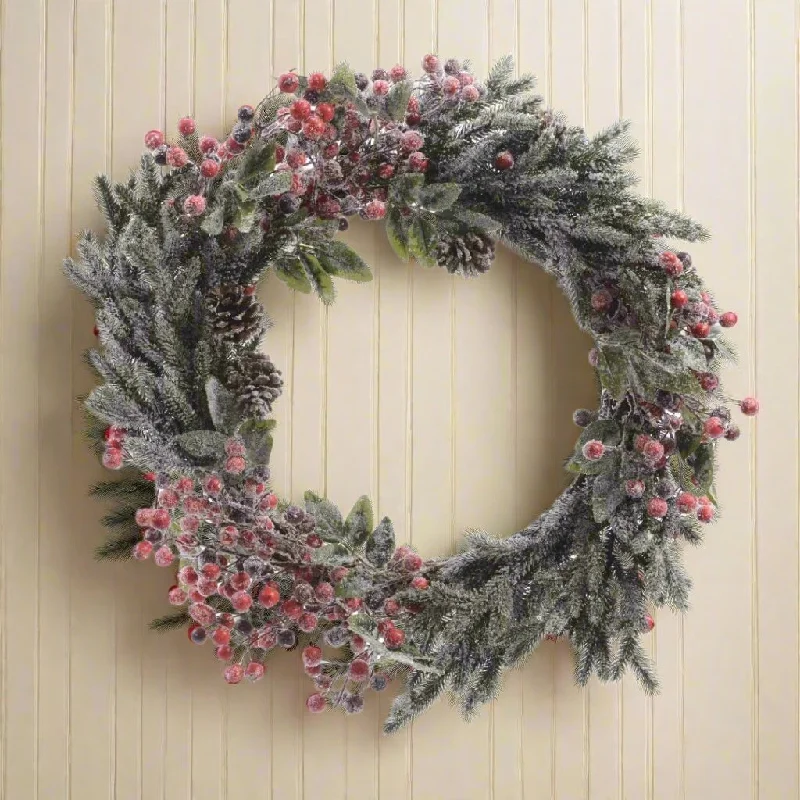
[{"left": 0, "top": 1, "right": 797, "bottom": 798}]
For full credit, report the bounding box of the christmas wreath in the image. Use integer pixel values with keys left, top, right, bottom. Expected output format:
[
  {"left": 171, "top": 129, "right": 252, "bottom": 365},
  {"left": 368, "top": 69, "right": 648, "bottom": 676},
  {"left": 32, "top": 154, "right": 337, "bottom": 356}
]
[{"left": 66, "top": 55, "right": 758, "bottom": 731}]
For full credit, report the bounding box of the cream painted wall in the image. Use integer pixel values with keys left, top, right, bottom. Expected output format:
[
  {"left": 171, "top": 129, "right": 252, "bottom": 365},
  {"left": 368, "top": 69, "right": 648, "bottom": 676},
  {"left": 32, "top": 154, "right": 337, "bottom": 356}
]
[{"left": 0, "top": 1, "right": 797, "bottom": 798}]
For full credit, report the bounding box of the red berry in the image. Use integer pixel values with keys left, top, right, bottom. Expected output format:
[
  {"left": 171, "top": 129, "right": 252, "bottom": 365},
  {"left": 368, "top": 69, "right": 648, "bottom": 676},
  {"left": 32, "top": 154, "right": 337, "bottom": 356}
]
[
  {"left": 104, "top": 425, "right": 125, "bottom": 442},
  {"left": 306, "top": 693, "right": 327, "bottom": 713},
  {"left": 647, "top": 497, "right": 669, "bottom": 519},
  {"left": 307, "top": 71, "right": 327, "bottom": 91},
  {"left": 177, "top": 116, "right": 196, "bottom": 136},
  {"left": 408, "top": 151, "right": 429, "bottom": 172},
  {"left": 135, "top": 508, "right": 154, "bottom": 527},
  {"left": 303, "top": 645, "right": 323, "bottom": 666},
  {"left": 224, "top": 664, "right": 244, "bottom": 684},
  {"left": 152, "top": 508, "right": 171, "bottom": 530},
  {"left": 166, "top": 146, "right": 188, "bottom": 167},
  {"left": 691, "top": 321, "right": 710, "bottom": 338},
  {"left": 102, "top": 448, "right": 124, "bottom": 470},
  {"left": 660, "top": 251, "right": 684, "bottom": 277},
  {"left": 298, "top": 613, "right": 318, "bottom": 632},
  {"left": 404, "top": 553, "right": 423, "bottom": 571},
  {"left": 582, "top": 439, "right": 605, "bottom": 461},
  {"left": 201, "top": 563, "right": 221, "bottom": 580},
  {"left": 405, "top": 112, "right": 422, "bottom": 126},
  {"left": 698, "top": 372, "right": 719, "bottom": 392},
  {"left": 145, "top": 129, "right": 165, "bottom": 149},
  {"left": 642, "top": 439, "right": 665, "bottom": 463},
  {"left": 720, "top": 312, "right": 738, "bottom": 328},
  {"left": 388, "top": 64, "right": 407, "bottom": 82},
  {"left": 330, "top": 566, "right": 348, "bottom": 583},
  {"left": 591, "top": 289, "right": 613, "bottom": 312},
  {"left": 302, "top": 114, "right": 325, "bottom": 139},
  {"left": 245, "top": 662, "right": 265, "bottom": 681},
  {"left": 132, "top": 541, "right": 153, "bottom": 560},
  {"left": 93, "top": 325, "right": 100, "bottom": 336},
  {"left": 364, "top": 199, "right": 386, "bottom": 220},
  {"left": 230, "top": 591, "right": 253, "bottom": 612},
  {"left": 378, "top": 164, "right": 395, "bottom": 179},
  {"left": 677, "top": 492, "right": 698, "bottom": 513},
  {"left": 740, "top": 396, "right": 759, "bottom": 416},
  {"left": 314, "top": 582, "right": 334, "bottom": 603},
  {"left": 671, "top": 289, "right": 688, "bottom": 308},
  {"left": 168, "top": 585, "right": 187, "bottom": 605},
  {"left": 625, "top": 479, "right": 645, "bottom": 499},
  {"left": 188, "top": 602, "right": 216, "bottom": 627},
  {"left": 265, "top": 493, "right": 278, "bottom": 509},
  {"left": 461, "top": 85, "right": 480, "bottom": 102},
  {"left": 180, "top": 515, "right": 200, "bottom": 534},
  {"left": 401, "top": 130, "right": 424, "bottom": 151},
  {"left": 204, "top": 476, "right": 222, "bottom": 495},
  {"left": 384, "top": 626, "right": 405, "bottom": 648},
  {"left": 644, "top": 614, "right": 655, "bottom": 631},
  {"left": 224, "top": 455, "right": 246, "bottom": 474},
  {"left": 178, "top": 565, "right": 198, "bottom": 585},
  {"left": 290, "top": 99, "right": 311, "bottom": 120},
  {"left": 351, "top": 635, "right": 366, "bottom": 653},
  {"left": 200, "top": 158, "right": 220, "bottom": 178},
  {"left": 212, "top": 627, "right": 230, "bottom": 646},
  {"left": 154, "top": 546, "right": 174, "bottom": 567},
  {"left": 703, "top": 417, "right": 726, "bottom": 439},
  {"left": 697, "top": 503, "right": 715, "bottom": 523},
  {"left": 495, "top": 150, "right": 514, "bottom": 170},
  {"left": 280, "top": 599, "right": 303, "bottom": 620},
  {"left": 278, "top": 72, "right": 300, "bottom": 93},
  {"left": 349, "top": 659, "right": 370, "bottom": 681},
  {"left": 199, "top": 135, "right": 218, "bottom": 154},
  {"left": 345, "top": 597, "right": 363, "bottom": 612},
  {"left": 442, "top": 76, "right": 460, "bottom": 95},
  {"left": 372, "top": 79, "right": 390, "bottom": 96},
  {"left": 144, "top": 472, "right": 156, "bottom": 481},
  {"left": 183, "top": 194, "right": 207, "bottom": 217},
  {"left": 384, "top": 598, "right": 400, "bottom": 616},
  {"left": 317, "top": 102, "right": 335, "bottom": 122},
  {"left": 411, "top": 576, "right": 429, "bottom": 590},
  {"left": 422, "top": 54, "right": 440, "bottom": 73}
]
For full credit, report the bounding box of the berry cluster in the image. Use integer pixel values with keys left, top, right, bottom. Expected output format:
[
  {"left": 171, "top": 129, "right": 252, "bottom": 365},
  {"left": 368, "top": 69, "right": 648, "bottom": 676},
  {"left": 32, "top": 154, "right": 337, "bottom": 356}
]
[
  {"left": 101, "top": 425, "right": 126, "bottom": 470},
  {"left": 129, "top": 437, "right": 429, "bottom": 713}
]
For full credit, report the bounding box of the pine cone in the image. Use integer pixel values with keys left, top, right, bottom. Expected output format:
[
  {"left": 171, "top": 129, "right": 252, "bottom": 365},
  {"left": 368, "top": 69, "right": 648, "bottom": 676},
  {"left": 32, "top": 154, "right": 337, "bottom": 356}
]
[
  {"left": 435, "top": 231, "right": 496, "bottom": 277},
  {"left": 228, "top": 351, "right": 284, "bottom": 419},
  {"left": 208, "top": 285, "right": 265, "bottom": 345}
]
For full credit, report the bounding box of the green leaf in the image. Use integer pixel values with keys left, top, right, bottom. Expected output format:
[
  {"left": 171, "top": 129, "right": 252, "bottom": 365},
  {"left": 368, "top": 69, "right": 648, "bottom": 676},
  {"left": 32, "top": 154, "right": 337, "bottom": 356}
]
[
  {"left": 595, "top": 346, "right": 629, "bottom": 400},
  {"left": 275, "top": 255, "right": 313, "bottom": 294},
  {"left": 365, "top": 517, "right": 395, "bottom": 567},
  {"left": 591, "top": 472, "right": 626, "bottom": 523},
  {"left": 205, "top": 377, "right": 238, "bottom": 433},
  {"left": 303, "top": 490, "right": 344, "bottom": 541},
  {"left": 344, "top": 496, "right": 374, "bottom": 548},
  {"left": 385, "top": 207, "right": 410, "bottom": 261},
  {"left": 300, "top": 251, "right": 336, "bottom": 303},
  {"left": 233, "top": 199, "right": 257, "bottom": 232},
  {"left": 253, "top": 170, "right": 293, "bottom": 198},
  {"left": 386, "top": 80, "right": 413, "bottom": 121},
  {"left": 389, "top": 173, "right": 425, "bottom": 204},
  {"left": 670, "top": 336, "right": 708, "bottom": 371},
  {"left": 316, "top": 239, "right": 373, "bottom": 282},
  {"left": 328, "top": 62, "right": 358, "bottom": 94},
  {"left": 201, "top": 205, "right": 225, "bottom": 236},
  {"left": 235, "top": 140, "right": 276, "bottom": 185},
  {"left": 691, "top": 443, "right": 715, "bottom": 492},
  {"left": 407, "top": 216, "right": 438, "bottom": 266},
  {"left": 238, "top": 418, "right": 275, "bottom": 465},
  {"left": 174, "top": 429, "right": 229, "bottom": 461},
  {"left": 420, "top": 182, "right": 462, "bottom": 212}
]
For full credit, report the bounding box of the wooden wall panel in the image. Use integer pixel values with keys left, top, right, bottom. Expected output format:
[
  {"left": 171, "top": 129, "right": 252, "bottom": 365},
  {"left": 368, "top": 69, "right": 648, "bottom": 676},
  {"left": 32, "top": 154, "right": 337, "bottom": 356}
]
[{"left": 0, "top": 0, "right": 796, "bottom": 797}]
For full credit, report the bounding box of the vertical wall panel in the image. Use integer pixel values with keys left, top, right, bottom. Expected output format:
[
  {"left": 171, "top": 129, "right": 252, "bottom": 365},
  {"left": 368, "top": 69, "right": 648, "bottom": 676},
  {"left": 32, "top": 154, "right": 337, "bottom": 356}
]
[{"left": 0, "top": 0, "right": 795, "bottom": 797}]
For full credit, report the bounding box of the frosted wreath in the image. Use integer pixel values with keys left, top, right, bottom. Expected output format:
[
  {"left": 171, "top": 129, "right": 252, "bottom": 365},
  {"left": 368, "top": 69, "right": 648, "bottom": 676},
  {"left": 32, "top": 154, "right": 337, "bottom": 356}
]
[{"left": 66, "top": 55, "right": 758, "bottom": 731}]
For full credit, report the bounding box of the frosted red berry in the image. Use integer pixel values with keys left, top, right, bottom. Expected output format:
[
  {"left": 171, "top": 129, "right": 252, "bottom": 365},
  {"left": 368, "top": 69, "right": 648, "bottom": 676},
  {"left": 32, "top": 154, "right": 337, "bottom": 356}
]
[
  {"left": 671, "top": 289, "right": 688, "bottom": 308},
  {"left": 660, "top": 251, "right": 684, "bottom": 277},
  {"left": 364, "top": 199, "right": 386, "bottom": 220},
  {"left": 591, "top": 289, "right": 613, "bottom": 312},
  {"left": 408, "top": 152, "right": 429, "bottom": 172},
  {"left": 372, "top": 79, "right": 390, "bottom": 96},
  {"left": 215, "top": 644, "right": 233, "bottom": 661},
  {"left": 230, "top": 591, "right": 253, "bottom": 612},
  {"left": 401, "top": 130, "right": 424, "bottom": 152},
  {"left": 166, "top": 146, "right": 188, "bottom": 167},
  {"left": 647, "top": 497, "right": 668, "bottom": 519},
  {"left": 168, "top": 585, "right": 187, "bottom": 605},
  {"left": 245, "top": 662, "right": 265, "bottom": 681},
  {"left": 697, "top": 372, "right": 719, "bottom": 392},
  {"left": 691, "top": 321, "right": 710, "bottom": 338},
  {"left": 135, "top": 508, "right": 154, "bottom": 527},
  {"left": 307, "top": 71, "right": 327, "bottom": 91},
  {"left": 302, "top": 114, "right": 325, "bottom": 140},
  {"left": 404, "top": 553, "right": 423, "bottom": 572},
  {"left": 199, "top": 135, "right": 218, "bottom": 154},
  {"left": 102, "top": 448, "right": 124, "bottom": 470},
  {"left": 349, "top": 659, "right": 370, "bottom": 682},
  {"left": 411, "top": 576, "right": 429, "bottom": 590},
  {"left": 257, "top": 583, "right": 280, "bottom": 609},
  {"left": 183, "top": 194, "right": 206, "bottom": 216},
  {"left": 677, "top": 492, "right": 698, "bottom": 513},
  {"left": 154, "top": 546, "right": 174, "bottom": 567},
  {"left": 303, "top": 645, "right": 323, "bottom": 667},
  {"left": 644, "top": 614, "right": 655, "bottom": 631},
  {"left": 200, "top": 159, "right": 220, "bottom": 178},
  {"left": 152, "top": 508, "right": 171, "bottom": 529},
  {"left": 307, "top": 693, "right": 327, "bottom": 713},
  {"left": 290, "top": 99, "right": 311, "bottom": 120},
  {"left": 278, "top": 72, "right": 300, "bottom": 93},
  {"left": 642, "top": 439, "right": 665, "bottom": 463},
  {"left": 317, "top": 102, "right": 335, "bottom": 122},
  {"left": 177, "top": 116, "right": 196, "bottom": 136},
  {"left": 298, "top": 613, "right": 318, "bottom": 633},
  {"left": 422, "top": 54, "right": 440, "bottom": 73},
  {"left": 582, "top": 439, "right": 605, "bottom": 461},
  {"left": 461, "top": 85, "right": 480, "bottom": 102},
  {"left": 626, "top": 479, "right": 645, "bottom": 499},
  {"left": 442, "top": 76, "right": 460, "bottom": 95},
  {"left": 133, "top": 541, "right": 153, "bottom": 560},
  {"left": 224, "top": 664, "right": 244, "bottom": 684},
  {"left": 697, "top": 503, "right": 715, "bottom": 523},
  {"left": 703, "top": 417, "right": 726, "bottom": 439},
  {"left": 212, "top": 627, "right": 230, "bottom": 646},
  {"left": 384, "top": 598, "right": 400, "bottom": 616},
  {"left": 720, "top": 312, "right": 738, "bottom": 328},
  {"left": 188, "top": 603, "right": 216, "bottom": 627},
  {"left": 389, "top": 64, "right": 407, "bottom": 82},
  {"left": 204, "top": 476, "right": 222, "bottom": 495},
  {"left": 494, "top": 151, "right": 514, "bottom": 170},
  {"left": 145, "top": 129, "right": 165, "bottom": 149},
  {"left": 384, "top": 626, "right": 405, "bottom": 648},
  {"left": 178, "top": 565, "right": 198, "bottom": 585},
  {"left": 740, "top": 396, "right": 759, "bottom": 416}
]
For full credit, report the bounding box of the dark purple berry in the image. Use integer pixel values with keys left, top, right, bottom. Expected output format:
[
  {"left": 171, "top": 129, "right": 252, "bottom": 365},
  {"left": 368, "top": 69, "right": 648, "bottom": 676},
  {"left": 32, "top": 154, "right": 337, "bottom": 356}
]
[{"left": 354, "top": 72, "right": 369, "bottom": 91}]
